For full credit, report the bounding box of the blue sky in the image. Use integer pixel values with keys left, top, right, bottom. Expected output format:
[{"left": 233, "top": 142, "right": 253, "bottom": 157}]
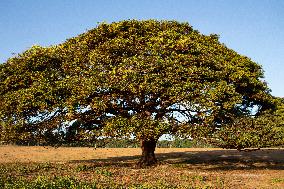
[{"left": 1, "top": 0, "right": 283, "bottom": 97}]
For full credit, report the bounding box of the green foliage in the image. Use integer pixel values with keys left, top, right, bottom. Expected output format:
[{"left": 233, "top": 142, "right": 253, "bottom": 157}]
[
  {"left": 212, "top": 97, "right": 284, "bottom": 149},
  {"left": 0, "top": 20, "right": 275, "bottom": 149},
  {"left": 271, "top": 178, "right": 284, "bottom": 183}
]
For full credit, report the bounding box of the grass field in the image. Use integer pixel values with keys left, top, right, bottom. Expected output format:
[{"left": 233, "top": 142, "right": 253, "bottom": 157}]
[{"left": 0, "top": 145, "right": 284, "bottom": 188}]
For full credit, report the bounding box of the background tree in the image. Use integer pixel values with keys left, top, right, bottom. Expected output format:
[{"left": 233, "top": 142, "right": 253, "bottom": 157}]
[
  {"left": 0, "top": 20, "right": 274, "bottom": 165},
  {"left": 212, "top": 97, "right": 283, "bottom": 150}
]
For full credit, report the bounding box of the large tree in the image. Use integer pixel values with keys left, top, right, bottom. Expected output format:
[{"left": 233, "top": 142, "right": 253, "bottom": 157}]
[{"left": 0, "top": 20, "right": 274, "bottom": 165}]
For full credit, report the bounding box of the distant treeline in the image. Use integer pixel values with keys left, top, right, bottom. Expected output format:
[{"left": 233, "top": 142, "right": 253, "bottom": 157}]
[
  {"left": 83, "top": 138, "right": 216, "bottom": 148},
  {"left": 6, "top": 138, "right": 216, "bottom": 148}
]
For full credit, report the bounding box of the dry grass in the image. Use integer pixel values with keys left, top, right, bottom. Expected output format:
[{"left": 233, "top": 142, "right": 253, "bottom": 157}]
[
  {"left": 0, "top": 145, "right": 218, "bottom": 163},
  {"left": 0, "top": 145, "right": 284, "bottom": 188}
]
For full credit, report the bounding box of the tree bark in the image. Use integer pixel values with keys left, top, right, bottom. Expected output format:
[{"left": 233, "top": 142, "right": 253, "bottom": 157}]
[{"left": 138, "top": 138, "right": 157, "bottom": 166}]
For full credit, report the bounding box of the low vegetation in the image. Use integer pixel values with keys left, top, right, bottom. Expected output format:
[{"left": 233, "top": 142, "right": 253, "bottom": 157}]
[{"left": 0, "top": 162, "right": 227, "bottom": 189}]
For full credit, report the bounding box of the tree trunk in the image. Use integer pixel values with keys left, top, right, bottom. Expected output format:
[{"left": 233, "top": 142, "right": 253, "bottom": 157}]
[{"left": 138, "top": 138, "right": 157, "bottom": 166}]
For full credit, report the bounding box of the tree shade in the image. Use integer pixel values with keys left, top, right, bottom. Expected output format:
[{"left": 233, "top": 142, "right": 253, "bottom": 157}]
[{"left": 0, "top": 20, "right": 275, "bottom": 165}]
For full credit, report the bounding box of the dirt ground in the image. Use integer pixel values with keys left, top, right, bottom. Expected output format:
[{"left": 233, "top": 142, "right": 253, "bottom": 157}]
[{"left": 0, "top": 145, "right": 284, "bottom": 188}]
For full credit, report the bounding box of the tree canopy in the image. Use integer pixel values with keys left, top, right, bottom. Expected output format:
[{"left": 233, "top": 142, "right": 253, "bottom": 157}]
[{"left": 0, "top": 20, "right": 278, "bottom": 165}]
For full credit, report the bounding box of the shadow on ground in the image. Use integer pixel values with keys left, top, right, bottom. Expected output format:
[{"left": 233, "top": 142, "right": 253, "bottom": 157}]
[{"left": 69, "top": 149, "right": 284, "bottom": 170}]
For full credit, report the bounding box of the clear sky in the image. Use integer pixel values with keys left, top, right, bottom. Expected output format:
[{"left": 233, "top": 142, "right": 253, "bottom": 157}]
[{"left": 1, "top": 0, "right": 283, "bottom": 97}]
